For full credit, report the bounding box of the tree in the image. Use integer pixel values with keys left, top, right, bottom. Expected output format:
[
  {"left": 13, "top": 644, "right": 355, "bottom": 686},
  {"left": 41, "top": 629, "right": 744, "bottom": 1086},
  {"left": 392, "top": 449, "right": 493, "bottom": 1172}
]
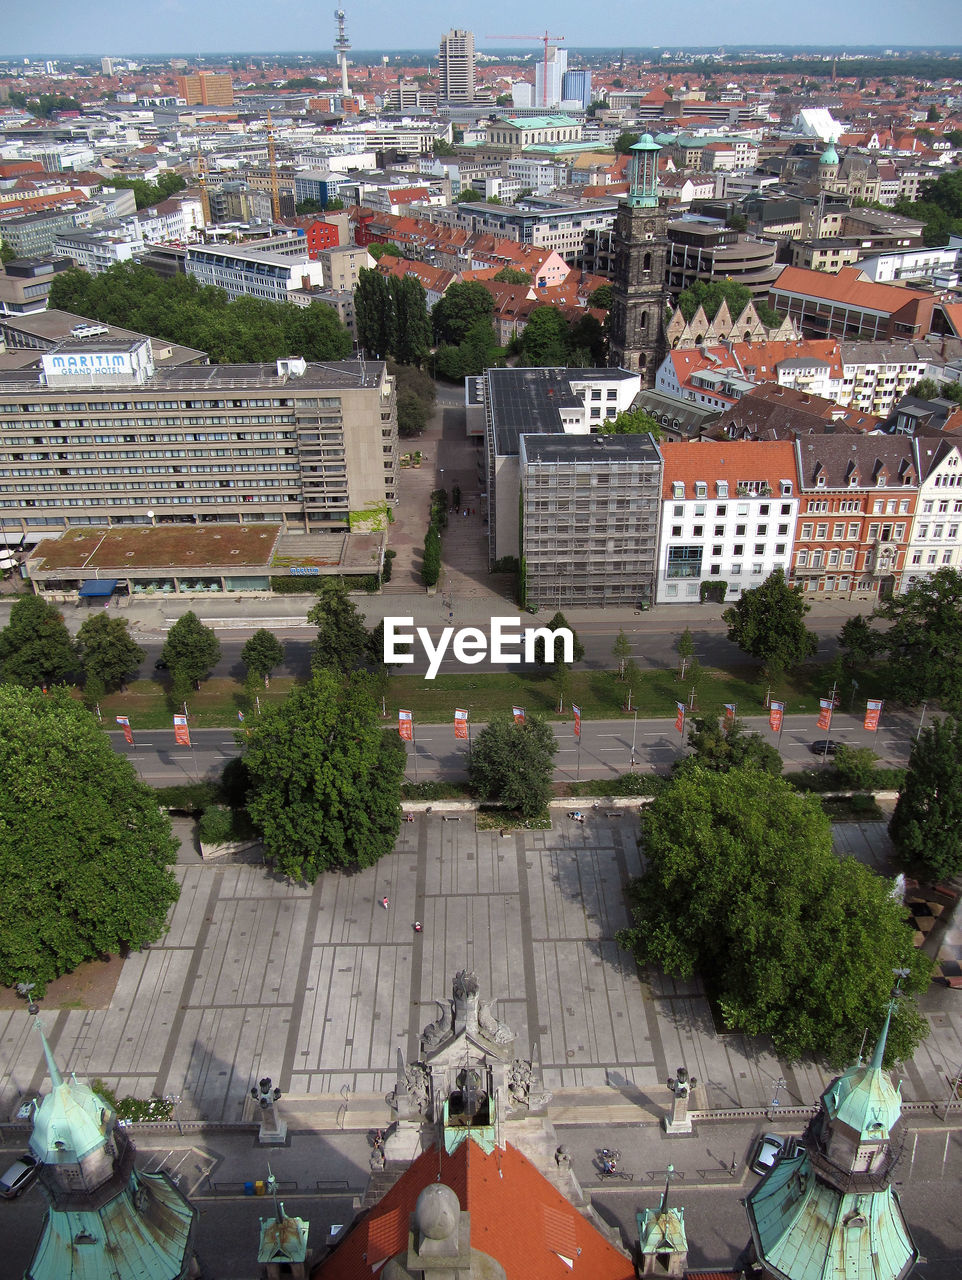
[
  {"left": 432, "top": 282, "right": 494, "bottom": 346},
  {"left": 614, "top": 131, "right": 640, "bottom": 154},
  {"left": 677, "top": 279, "right": 752, "bottom": 324},
  {"left": 617, "top": 766, "right": 930, "bottom": 1065},
  {"left": 838, "top": 614, "right": 878, "bottom": 674},
  {"left": 308, "top": 580, "right": 375, "bottom": 674},
  {"left": 530, "top": 611, "right": 585, "bottom": 665},
  {"left": 833, "top": 744, "right": 878, "bottom": 790},
  {"left": 455, "top": 188, "right": 484, "bottom": 203},
  {"left": 241, "top": 629, "right": 285, "bottom": 684},
  {"left": 723, "top": 568, "right": 817, "bottom": 677},
  {"left": 493, "top": 266, "right": 531, "bottom": 284},
  {"left": 909, "top": 377, "right": 942, "bottom": 400},
  {"left": 390, "top": 276, "right": 432, "bottom": 367},
  {"left": 927, "top": 104, "right": 941, "bottom": 122},
  {"left": 587, "top": 283, "right": 612, "bottom": 310},
  {"left": 76, "top": 613, "right": 145, "bottom": 693},
  {"left": 598, "top": 406, "right": 661, "bottom": 438},
  {"left": 676, "top": 627, "right": 695, "bottom": 672},
  {"left": 422, "top": 524, "right": 442, "bottom": 588},
  {"left": 0, "top": 595, "right": 76, "bottom": 688},
  {"left": 890, "top": 716, "right": 962, "bottom": 882},
  {"left": 0, "top": 238, "right": 15, "bottom": 264},
  {"left": 613, "top": 629, "right": 631, "bottom": 678},
  {"left": 871, "top": 568, "right": 962, "bottom": 709},
  {"left": 0, "top": 686, "right": 179, "bottom": 992},
  {"left": 241, "top": 671, "right": 405, "bottom": 882},
  {"left": 518, "top": 306, "right": 569, "bottom": 366},
  {"left": 354, "top": 268, "right": 396, "bottom": 358},
  {"left": 397, "top": 390, "right": 428, "bottom": 437},
  {"left": 567, "top": 313, "right": 607, "bottom": 366},
  {"left": 554, "top": 660, "right": 572, "bottom": 713},
  {"left": 368, "top": 241, "right": 403, "bottom": 260},
  {"left": 160, "top": 611, "right": 221, "bottom": 690},
  {"left": 679, "top": 715, "right": 782, "bottom": 775},
  {"left": 468, "top": 712, "right": 557, "bottom": 819}
]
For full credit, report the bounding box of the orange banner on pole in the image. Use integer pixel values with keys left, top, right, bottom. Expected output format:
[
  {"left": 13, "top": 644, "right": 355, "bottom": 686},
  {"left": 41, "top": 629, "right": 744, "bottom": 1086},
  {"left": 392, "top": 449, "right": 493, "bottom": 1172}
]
[
  {"left": 454, "top": 708, "right": 469, "bottom": 740},
  {"left": 572, "top": 705, "right": 581, "bottom": 738},
  {"left": 173, "top": 714, "right": 191, "bottom": 747},
  {"left": 864, "top": 699, "right": 883, "bottom": 732},
  {"left": 817, "top": 699, "right": 833, "bottom": 732},
  {"left": 116, "top": 715, "right": 133, "bottom": 745},
  {"left": 675, "top": 702, "right": 686, "bottom": 734},
  {"left": 398, "top": 709, "right": 413, "bottom": 741},
  {"left": 769, "top": 701, "right": 784, "bottom": 733},
  {"left": 724, "top": 703, "right": 736, "bottom": 725},
  {"left": 512, "top": 706, "right": 525, "bottom": 725}
]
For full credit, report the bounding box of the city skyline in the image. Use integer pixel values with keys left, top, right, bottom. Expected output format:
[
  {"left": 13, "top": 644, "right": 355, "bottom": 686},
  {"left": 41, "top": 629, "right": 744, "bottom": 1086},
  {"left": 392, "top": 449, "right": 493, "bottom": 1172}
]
[{"left": 2, "top": 0, "right": 961, "bottom": 59}]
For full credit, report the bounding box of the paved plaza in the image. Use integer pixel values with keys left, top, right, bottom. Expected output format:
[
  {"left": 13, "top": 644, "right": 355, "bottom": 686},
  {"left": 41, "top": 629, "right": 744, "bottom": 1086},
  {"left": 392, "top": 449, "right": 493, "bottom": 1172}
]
[{"left": 2, "top": 817, "right": 962, "bottom": 1130}]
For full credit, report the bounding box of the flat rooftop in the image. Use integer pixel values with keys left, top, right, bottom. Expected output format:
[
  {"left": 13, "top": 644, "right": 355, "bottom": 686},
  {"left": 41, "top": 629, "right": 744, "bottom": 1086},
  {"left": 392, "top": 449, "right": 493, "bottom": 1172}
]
[
  {"left": 0, "top": 356, "right": 386, "bottom": 393},
  {"left": 0, "top": 309, "right": 208, "bottom": 368},
  {"left": 520, "top": 433, "right": 662, "bottom": 465},
  {"left": 29, "top": 523, "right": 282, "bottom": 573},
  {"left": 487, "top": 367, "right": 579, "bottom": 456}
]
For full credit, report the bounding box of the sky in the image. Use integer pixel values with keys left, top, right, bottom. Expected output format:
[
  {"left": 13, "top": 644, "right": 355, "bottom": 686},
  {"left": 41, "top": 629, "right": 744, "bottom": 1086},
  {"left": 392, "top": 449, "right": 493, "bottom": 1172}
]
[{"left": 2, "top": 0, "right": 960, "bottom": 57}]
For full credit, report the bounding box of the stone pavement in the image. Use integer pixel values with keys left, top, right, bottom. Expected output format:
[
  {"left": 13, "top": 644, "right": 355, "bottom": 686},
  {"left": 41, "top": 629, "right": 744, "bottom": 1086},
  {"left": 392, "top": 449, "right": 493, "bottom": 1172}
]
[{"left": 2, "top": 818, "right": 962, "bottom": 1134}]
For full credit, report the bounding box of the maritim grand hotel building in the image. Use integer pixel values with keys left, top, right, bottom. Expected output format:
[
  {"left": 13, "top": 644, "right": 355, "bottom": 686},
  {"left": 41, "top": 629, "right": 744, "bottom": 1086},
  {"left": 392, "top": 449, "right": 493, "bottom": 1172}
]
[{"left": 0, "top": 332, "right": 398, "bottom": 548}]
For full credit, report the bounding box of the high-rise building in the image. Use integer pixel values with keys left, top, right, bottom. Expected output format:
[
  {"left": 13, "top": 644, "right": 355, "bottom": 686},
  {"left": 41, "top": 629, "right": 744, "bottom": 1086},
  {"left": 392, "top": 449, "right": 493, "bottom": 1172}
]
[
  {"left": 100, "top": 56, "right": 115, "bottom": 76},
  {"left": 609, "top": 134, "right": 670, "bottom": 385},
  {"left": 534, "top": 46, "right": 567, "bottom": 109},
  {"left": 438, "top": 28, "right": 476, "bottom": 104},
  {"left": 561, "top": 68, "right": 592, "bottom": 109},
  {"left": 175, "top": 71, "right": 234, "bottom": 107}
]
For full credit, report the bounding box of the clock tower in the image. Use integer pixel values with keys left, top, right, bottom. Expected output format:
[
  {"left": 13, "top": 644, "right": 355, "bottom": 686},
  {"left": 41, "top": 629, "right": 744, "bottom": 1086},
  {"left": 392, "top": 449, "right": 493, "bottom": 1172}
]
[{"left": 609, "top": 133, "right": 670, "bottom": 385}]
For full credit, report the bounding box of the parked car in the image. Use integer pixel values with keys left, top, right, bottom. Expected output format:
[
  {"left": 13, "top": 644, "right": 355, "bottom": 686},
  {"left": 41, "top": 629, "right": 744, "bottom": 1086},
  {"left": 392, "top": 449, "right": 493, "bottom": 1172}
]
[
  {"left": 0, "top": 1153, "right": 39, "bottom": 1198},
  {"left": 750, "top": 1133, "right": 785, "bottom": 1175},
  {"left": 809, "top": 739, "right": 840, "bottom": 756},
  {"left": 154, "top": 657, "right": 168, "bottom": 670}
]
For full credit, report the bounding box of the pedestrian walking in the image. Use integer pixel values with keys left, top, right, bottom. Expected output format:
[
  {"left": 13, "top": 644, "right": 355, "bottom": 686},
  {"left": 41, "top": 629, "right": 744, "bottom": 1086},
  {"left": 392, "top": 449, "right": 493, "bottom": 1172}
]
[
  {"left": 414, "top": 920, "right": 422, "bottom": 933},
  {"left": 381, "top": 896, "right": 389, "bottom": 910}
]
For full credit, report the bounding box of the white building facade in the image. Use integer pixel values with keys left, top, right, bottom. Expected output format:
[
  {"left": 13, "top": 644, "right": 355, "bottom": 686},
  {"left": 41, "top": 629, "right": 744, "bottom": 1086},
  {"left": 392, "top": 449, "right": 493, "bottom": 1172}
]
[{"left": 904, "top": 439, "right": 962, "bottom": 590}]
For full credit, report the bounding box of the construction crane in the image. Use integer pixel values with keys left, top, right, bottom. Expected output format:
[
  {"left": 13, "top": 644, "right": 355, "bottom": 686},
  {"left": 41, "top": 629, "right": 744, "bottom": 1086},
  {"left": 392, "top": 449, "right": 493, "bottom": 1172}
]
[
  {"left": 266, "top": 109, "right": 281, "bottom": 222},
  {"left": 485, "top": 32, "right": 566, "bottom": 108}
]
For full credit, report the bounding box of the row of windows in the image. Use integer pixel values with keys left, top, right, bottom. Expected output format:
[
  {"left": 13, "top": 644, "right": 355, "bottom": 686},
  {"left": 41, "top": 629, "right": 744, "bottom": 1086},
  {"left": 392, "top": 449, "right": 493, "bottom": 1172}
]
[
  {"left": 2, "top": 397, "right": 333, "bottom": 412},
  {"left": 805, "top": 498, "right": 911, "bottom": 515},
  {"left": 799, "top": 521, "right": 908, "bottom": 541}
]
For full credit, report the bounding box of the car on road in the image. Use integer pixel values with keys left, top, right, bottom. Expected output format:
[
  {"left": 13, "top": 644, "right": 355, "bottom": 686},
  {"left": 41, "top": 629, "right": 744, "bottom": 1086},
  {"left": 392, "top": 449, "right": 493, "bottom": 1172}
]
[
  {"left": 154, "top": 657, "right": 168, "bottom": 670},
  {"left": 809, "top": 739, "right": 840, "bottom": 756},
  {"left": 0, "top": 1153, "right": 39, "bottom": 1198},
  {"left": 750, "top": 1133, "right": 785, "bottom": 1175}
]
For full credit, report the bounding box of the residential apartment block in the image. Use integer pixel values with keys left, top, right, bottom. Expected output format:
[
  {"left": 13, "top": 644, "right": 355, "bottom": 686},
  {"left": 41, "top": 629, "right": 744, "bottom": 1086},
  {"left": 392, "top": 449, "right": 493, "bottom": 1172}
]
[
  {"left": 906, "top": 441, "right": 962, "bottom": 590},
  {"left": 0, "top": 337, "right": 397, "bottom": 545},
  {"left": 656, "top": 441, "right": 799, "bottom": 603}
]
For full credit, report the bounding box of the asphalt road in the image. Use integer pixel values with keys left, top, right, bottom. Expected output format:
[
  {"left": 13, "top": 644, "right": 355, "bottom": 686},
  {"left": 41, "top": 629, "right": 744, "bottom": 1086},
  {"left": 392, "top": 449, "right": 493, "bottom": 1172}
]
[{"left": 110, "top": 711, "right": 915, "bottom": 785}]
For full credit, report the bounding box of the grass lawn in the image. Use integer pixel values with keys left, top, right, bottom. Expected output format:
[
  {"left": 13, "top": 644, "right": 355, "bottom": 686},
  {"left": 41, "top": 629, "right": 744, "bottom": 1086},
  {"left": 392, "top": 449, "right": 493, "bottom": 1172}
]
[{"left": 99, "top": 676, "right": 294, "bottom": 730}]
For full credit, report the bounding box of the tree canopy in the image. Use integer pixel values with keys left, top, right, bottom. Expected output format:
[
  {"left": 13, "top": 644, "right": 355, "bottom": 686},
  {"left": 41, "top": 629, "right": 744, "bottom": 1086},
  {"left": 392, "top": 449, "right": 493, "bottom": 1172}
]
[
  {"left": 617, "top": 766, "right": 930, "bottom": 1064},
  {"left": 48, "top": 262, "right": 352, "bottom": 365},
  {"left": 677, "top": 279, "right": 753, "bottom": 323},
  {"left": 468, "top": 712, "right": 557, "bottom": 819},
  {"left": 354, "top": 269, "right": 432, "bottom": 366},
  {"left": 890, "top": 716, "right": 962, "bottom": 882},
  {"left": 0, "top": 595, "right": 76, "bottom": 688},
  {"left": 614, "top": 131, "right": 641, "bottom": 154},
  {"left": 895, "top": 169, "right": 962, "bottom": 247},
  {"left": 76, "top": 613, "right": 145, "bottom": 693},
  {"left": 870, "top": 568, "right": 962, "bottom": 710},
  {"left": 308, "top": 580, "right": 380, "bottom": 674},
  {"left": 105, "top": 170, "right": 186, "bottom": 210},
  {"left": 598, "top": 406, "right": 662, "bottom": 438},
  {"left": 529, "top": 611, "right": 585, "bottom": 665},
  {"left": 161, "top": 611, "right": 221, "bottom": 690},
  {"left": 432, "top": 282, "right": 495, "bottom": 346},
  {"left": 723, "top": 568, "right": 818, "bottom": 677},
  {"left": 241, "top": 671, "right": 405, "bottom": 881},
  {"left": 241, "top": 629, "right": 285, "bottom": 680},
  {"left": 0, "top": 686, "right": 179, "bottom": 992},
  {"left": 678, "top": 714, "right": 782, "bottom": 775},
  {"left": 493, "top": 266, "right": 532, "bottom": 284}
]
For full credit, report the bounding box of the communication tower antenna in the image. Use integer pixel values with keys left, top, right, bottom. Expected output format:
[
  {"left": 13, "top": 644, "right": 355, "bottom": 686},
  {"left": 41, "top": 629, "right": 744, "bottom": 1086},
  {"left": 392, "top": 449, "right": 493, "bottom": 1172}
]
[{"left": 334, "top": 9, "right": 351, "bottom": 97}]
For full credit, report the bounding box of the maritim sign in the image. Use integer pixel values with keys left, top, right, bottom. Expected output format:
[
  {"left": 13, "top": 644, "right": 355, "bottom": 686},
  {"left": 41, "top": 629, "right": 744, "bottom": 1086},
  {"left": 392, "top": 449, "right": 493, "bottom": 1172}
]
[{"left": 384, "top": 616, "right": 574, "bottom": 680}]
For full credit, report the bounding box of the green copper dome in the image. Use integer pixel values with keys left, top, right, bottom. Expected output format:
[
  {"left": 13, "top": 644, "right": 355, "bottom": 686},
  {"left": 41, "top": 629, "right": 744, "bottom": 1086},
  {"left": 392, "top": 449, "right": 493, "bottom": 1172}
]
[
  {"left": 820, "top": 1004, "right": 902, "bottom": 1142},
  {"left": 819, "top": 142, "right": 840, "bottom": 165},
  {"left": 29, "top": 1021, "right": 112, "bottom": 1165}
]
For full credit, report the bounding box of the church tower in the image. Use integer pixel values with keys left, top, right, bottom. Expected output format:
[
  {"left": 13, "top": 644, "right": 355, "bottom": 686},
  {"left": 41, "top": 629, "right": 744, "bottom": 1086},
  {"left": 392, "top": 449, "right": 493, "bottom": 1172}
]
[
  {"left": 745, "top": 1003, "right": 917, "bottom": 1280},
  {"left": 24, "top": 1020, "right": 200, "bottom": 1280},
  {"left": 608, "top": 133, "right": 670, "bottom": 385}
]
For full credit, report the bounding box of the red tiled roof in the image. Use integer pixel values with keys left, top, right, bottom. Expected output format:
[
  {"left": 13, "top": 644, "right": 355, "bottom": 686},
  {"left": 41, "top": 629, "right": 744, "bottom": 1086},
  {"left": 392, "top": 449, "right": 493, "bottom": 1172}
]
[
  {"left": 772, "top": 266, "right": 932, "bottom": 316},
  {"left": 312, "top": 1140, "right": 634, "bottom": 1280},
  {"left": 660, "top": 440, "right": 797, "bottom": 498},
  {"left": 941, "top": 303, "right": 962, "bottom": 340}
]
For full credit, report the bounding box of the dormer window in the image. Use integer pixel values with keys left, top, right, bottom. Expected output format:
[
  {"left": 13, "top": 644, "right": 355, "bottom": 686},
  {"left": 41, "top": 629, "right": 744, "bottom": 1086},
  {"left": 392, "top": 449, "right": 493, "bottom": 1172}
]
[
  {"left": 672, "top": 481, "right": 684, "bottom": 499},
  {"left": 717, "top": 480, "right": 729, "bottom": 498},
  {"left": 876, "top": 474, "right": 886, "bottom": 487},
  {"left": 849, "top": 473, "right": 859, "bottom": 487},
  {"left": 780, "top": 480, "right": 792, "bottom": 496},
  {"left": 817, "top": 475, "right": 826, "bottom": 487},
  {"left": 695, "top": 481, "right": 707, "bottom": 499}
]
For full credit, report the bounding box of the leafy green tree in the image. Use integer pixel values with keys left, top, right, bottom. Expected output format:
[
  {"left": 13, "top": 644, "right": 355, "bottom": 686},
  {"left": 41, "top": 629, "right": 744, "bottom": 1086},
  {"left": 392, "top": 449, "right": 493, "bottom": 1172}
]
[
  {"left": 160, "top": 611, "right": 221, "bottom": 690},
  {"left": 926, "top": 105, "right": 941, "bottom": 122},
  {"left": 833, "top": 744, "right": 878, "bottom": 790},
  {"left": 354, "top": 268, "right": 396, "bottom": 357},
  {"left": 368, "top": 241, "right": 403, "bottom": 260},
  {"left": 676, "top": 627, "right": 695, "bottom": 671},
  {"left": 614, "top": 131, "right": 640, "bottom": 154},
  {"left": 909, "top": 377, "right": 942, "bottom": 400},
  {"left": 617, "top": 766, "right": 930, "bottom": 1064},
  {"left": 518, "top": 306, "right": 569, "bottom": 366},
  {"left": 0, "top": 686, "right": 179, "bottom": 992},
  {"left": 677, "top": 279, "right": 752, "bottom": 323},
  {"left": 432, "top": 282, "right": 494, "bottom": 346},
  {"left": 623, "top": 657, "right": 641, "bottom": 711},
  {"left": 568, "top": 313, "right": 607, "bottom": 366},
  {"left": 493, "top": 266, "right": 532, "bottom": 284},
  {"left": 422, "top": 524, "right": 442, "bottom": 588},
  {"left": 530, "top": 611, "right": 585, "bottom": 665},
  {"left": 468, "top": 712, "right": 557, "bottom": 819},
  {"left": 458, "top": 319, "right": 502, "bottom": 375},
  {"left": 455, "top": 188, "right": 484, "bottom": 203},
  {"left": 241, "top": 671, "right": 405, "bottom": 881},
  {"left": 872, "top": 568, "right": 962, "bottom": 709},
  {"left": 0, "top": 595, "right": 76, "bottom": 688},
  {"left": 390, "top": 276, "right": 432, "bottom": 366},
  {"left": 679, "top": 715, "right": 782, "bottom": 775},
  {"left": 554, "top": 660, "right": 572, "bottom": 713},
  {"left": 722, "top": 568, "right": 817, "bottom": 678},
  {"left": 0, "top": 238, "right": 15, "bottom": 264},
  {"left": 76, "top": 613, "right": 145, "bottom": 692},
  {"left": 397, "top": 390, "right": 428, "bottom": 436},
  {"left": 241, "top": 629, "right": 285, "bottom": 684},
  {"left": 308, "top": 580, "right": 375, "bottom": 674},
  {"left": 890, "top": 716, "right": 962, "bottom": 881},
  {"left": 613, "top": 629, "right": 631, "bottom": 677},
  {"left": 838, "top": 614, "right": 879, "bottom": 674},
  {"left": 598, "top": 406, "right": 662, "bottom": 438},
  {"left": 587, "top": 283, "right": 612, "bottom": 309},
  {"left": 106, "top": 171, "right": 187, "bottom": 210},
  {"left": 894, "top": 169, "right": 962, "bottom": 246}
]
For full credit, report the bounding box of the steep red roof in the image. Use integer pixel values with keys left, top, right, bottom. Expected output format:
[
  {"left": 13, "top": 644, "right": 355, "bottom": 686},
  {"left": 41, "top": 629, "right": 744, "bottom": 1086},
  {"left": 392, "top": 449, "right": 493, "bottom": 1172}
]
[
  {"left": 660, "top": 440, "right": 797, "bottom": 498},
  {"left": 312, "top": 1140, "right": 634, "bottom": 1280},
  {"left": 772, "top": 266, "right": 932, "bottom": 317}
]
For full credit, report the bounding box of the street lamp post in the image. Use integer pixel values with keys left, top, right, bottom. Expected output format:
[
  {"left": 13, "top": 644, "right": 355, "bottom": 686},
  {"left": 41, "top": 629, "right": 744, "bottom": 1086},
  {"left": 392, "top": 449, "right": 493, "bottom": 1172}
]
[
  {"left": 251, "top": 1076, "right": 286, "bottom": 1145},
  {"left": 768, "top": 1076, "right": 787, "bottom": 1120}
]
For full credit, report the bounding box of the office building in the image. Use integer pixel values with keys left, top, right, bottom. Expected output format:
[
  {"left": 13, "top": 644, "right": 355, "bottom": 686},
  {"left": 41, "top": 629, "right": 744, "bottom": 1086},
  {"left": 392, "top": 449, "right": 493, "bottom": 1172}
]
[
  {"left": 561, "top": 68, "right": 592, "bottom": 110},
  {"left": 0, "top": 336, "right": 398, "bottom": 546},
  {"left": 534, "top": 46, "right": 567, "bottom": 109},
  {"left": 185, "top": 241, "right": 325, "bottom": 303},
  {"left": 0, "top": 256, "right": 74, "bottom": 316},
  {"left": 438, "top": 29, "right": 476, "bottom": 104},
  {"left": 176, "top": 71, "right": 234, "bottom": 107}
]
